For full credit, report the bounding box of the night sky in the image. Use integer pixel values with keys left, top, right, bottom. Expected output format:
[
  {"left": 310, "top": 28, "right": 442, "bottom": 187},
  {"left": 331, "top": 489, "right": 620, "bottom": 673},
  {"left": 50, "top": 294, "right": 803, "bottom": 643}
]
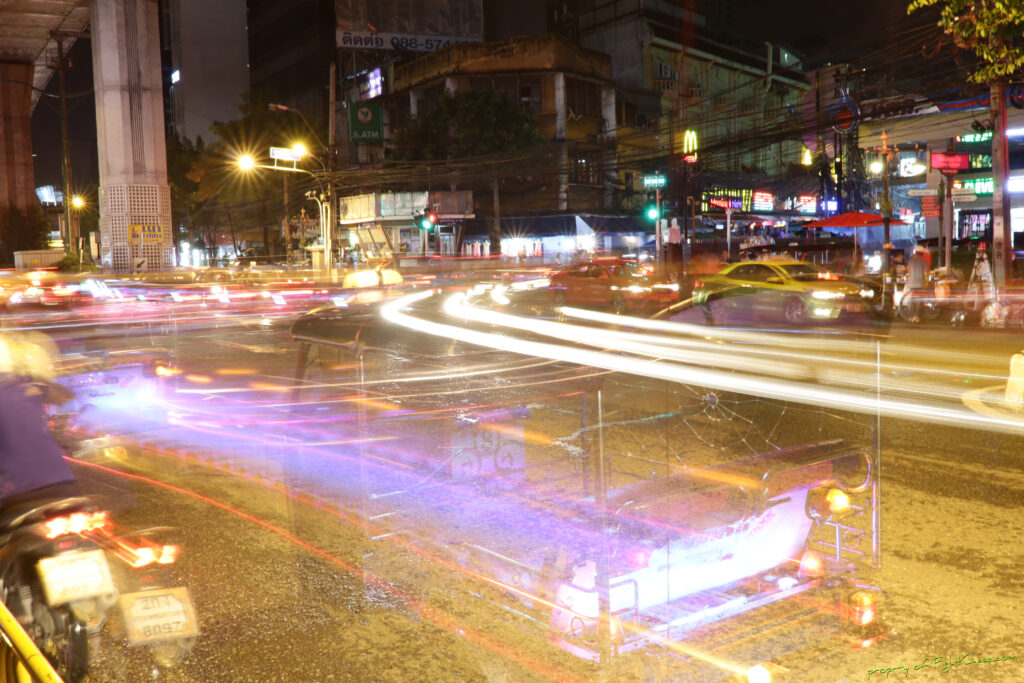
[{"left": 28, "top": 2, "right": 941, "bottom": 194}]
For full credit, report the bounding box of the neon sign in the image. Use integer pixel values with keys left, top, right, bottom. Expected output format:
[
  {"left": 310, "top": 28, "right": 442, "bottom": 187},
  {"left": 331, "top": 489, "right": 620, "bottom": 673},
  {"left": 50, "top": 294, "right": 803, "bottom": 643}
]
[
  {"left": 953, "top": 177, "right": 994, "bottom": 195},
  {"left": 682, "top": 129, "right": 698, "bottom": 162},
  {"left": 956, "top": 131, "right": 992, "bottom": 143},
  {"left": 752, "top": 192, "right": 774, "bottom": 212}
]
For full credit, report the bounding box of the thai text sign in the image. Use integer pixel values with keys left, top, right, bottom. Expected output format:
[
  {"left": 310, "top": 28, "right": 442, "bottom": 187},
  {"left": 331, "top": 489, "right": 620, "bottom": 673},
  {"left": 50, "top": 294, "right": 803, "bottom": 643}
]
[
  {"left": 930, "top": 152, "right": 969, "bottom": 171},
  {"left": 128, "top": 223, "right": 164, "bottom": 245}
]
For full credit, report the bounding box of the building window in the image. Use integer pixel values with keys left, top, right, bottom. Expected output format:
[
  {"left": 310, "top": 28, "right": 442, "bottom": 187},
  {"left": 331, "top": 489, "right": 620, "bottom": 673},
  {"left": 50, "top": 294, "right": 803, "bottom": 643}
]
[
  {"left": 566, "top": 78, "right": 602, "bottom": 118},
  {"left": 571, "top": 154, "right": 600, "bottom": 185},
  {"left": 518, "top": 77, "right": 542, "bottom": 111}
]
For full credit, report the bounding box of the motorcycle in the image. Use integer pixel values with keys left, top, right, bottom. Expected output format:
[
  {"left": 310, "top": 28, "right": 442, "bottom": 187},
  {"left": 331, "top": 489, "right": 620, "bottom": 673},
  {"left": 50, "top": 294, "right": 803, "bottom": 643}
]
[{"left": 0, "top": 495, "right": 117, "bottom": 681}]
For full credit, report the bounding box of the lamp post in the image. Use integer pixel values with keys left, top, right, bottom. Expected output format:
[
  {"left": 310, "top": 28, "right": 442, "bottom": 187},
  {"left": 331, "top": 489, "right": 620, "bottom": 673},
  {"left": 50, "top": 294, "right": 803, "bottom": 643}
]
[
  {"left": 268, "top": 104, "right": 334, "bottom": 270},
  {"left": 70, "top": 194, "right": 84, "bottom": 265},
  {"left": 238, "top": 147, "right": 331, "bottom": 272}
]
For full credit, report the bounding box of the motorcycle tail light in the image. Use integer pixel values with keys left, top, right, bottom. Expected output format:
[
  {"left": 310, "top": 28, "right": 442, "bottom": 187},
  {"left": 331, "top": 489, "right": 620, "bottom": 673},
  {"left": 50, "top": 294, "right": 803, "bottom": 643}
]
[
  {"left": 44, "top": 511, "right": 108, "bottom": 539},
  {"left": 132, "top": 544, "right": 179, "bottom": 568},
  {"left": 846, "top": 590, "right": 877, "bottom": 626}
]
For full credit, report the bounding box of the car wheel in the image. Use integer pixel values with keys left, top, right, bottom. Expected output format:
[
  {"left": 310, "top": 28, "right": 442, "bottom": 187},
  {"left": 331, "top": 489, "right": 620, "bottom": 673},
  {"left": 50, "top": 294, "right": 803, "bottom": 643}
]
[
  {"left": 552, "top": 290, "right": 568, "bottom": 308},
  {"left": 612, "top": 293, "right": 627, "bottom": 315},
  {"left": 783, "top": 297, "right": 807, "bottom": 325}
]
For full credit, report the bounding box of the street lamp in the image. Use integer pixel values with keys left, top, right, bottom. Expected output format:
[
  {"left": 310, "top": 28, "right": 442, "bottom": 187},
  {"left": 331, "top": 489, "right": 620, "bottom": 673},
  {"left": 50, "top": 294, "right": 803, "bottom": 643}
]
[
  {"left": 268, "top": 103, "right": 334, "bottom": 272},
  {"left": 237, "top": 151, "right": 332, "bottom": 272}
]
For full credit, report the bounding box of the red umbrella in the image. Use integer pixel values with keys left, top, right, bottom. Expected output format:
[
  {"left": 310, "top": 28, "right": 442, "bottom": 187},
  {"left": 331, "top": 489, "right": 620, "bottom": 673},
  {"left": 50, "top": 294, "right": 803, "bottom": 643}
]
[{"left": 802, "top": 211, "right": 907, "bottom": 228}]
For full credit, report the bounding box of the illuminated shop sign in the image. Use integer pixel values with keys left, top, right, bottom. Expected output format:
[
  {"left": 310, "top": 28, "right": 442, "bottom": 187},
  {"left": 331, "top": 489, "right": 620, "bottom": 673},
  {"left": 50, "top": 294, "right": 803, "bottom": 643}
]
[
  {"left": 969, "top": 154, "right": 992, "bottom": 169},
  {"left": 899, "top": 158, "right": 925, "bottom": 177},
  {"left": 931, "top": 152, "right": 969, "bottom": 171},
  {"left": 709, "top": 196, "right": 743, "bottom": 210},
  {"left": 752, "top": 192, "right": 774, "bottom": 212},
  {"left": 956, "top": 131, "right": 993, "bottom": 143},
  {"left": 702, "top": 188, "right": 751, "bottom": 213},
  {"left": 358, "top": 68, "right": 383, "bottom": 100},
  {"left": 682, "top": 129, "right": 698, "bottom": 162},
  {"left": 953, "top": 177, "right": 994, "bottom": 195},
  {"left": 797, "top": 195, "right": 817, "bottom": 213}
]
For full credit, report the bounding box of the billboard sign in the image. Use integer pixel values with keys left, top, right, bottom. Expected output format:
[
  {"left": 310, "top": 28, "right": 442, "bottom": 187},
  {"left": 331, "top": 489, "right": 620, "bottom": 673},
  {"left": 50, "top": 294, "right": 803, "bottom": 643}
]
[
  {"left": 336, "top": 0, "right": 483, "bottom": 51},
  {"left": 128, "top": 223, "right": 164, "bottom": 246}
]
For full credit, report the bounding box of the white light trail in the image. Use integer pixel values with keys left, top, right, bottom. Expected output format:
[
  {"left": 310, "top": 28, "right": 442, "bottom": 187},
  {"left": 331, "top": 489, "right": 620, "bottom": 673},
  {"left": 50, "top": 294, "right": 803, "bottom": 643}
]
[{"left": 380, "top": 290, "right": 1024, "bottom": 435}]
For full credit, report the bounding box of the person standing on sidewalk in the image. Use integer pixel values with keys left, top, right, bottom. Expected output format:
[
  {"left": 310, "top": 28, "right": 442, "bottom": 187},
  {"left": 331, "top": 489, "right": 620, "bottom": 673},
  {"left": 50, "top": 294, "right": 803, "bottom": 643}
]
[{"left": 904, "top": 245, "right": 929, "bottom": 323}]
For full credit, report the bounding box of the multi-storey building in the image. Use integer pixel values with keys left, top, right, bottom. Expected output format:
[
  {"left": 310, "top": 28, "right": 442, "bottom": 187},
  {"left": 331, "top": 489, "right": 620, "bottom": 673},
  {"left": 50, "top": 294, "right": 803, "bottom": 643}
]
[{"left": 572, "top": 0, "right": 811, "bottom": 230}]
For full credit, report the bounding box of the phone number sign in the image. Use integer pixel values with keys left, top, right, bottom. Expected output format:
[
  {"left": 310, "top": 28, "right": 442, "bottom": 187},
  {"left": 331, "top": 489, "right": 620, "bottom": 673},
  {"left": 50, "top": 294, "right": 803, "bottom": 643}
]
[{"left": 338, "top": 31, "right": 479, "bottom": 52}]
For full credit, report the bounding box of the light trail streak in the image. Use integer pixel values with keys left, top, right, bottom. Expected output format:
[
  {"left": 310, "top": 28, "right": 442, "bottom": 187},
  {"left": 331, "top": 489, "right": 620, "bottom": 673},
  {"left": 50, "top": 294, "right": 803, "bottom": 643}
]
[{"left": 381, "top": 290, "right": 1024, "bottom": 435}]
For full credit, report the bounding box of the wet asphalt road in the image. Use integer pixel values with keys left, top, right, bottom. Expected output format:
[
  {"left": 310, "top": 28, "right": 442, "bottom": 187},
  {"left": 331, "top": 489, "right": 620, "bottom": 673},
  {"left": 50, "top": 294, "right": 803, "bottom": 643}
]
[{"left": 22, "top": 285, "right": 1024, "bottom": 682}]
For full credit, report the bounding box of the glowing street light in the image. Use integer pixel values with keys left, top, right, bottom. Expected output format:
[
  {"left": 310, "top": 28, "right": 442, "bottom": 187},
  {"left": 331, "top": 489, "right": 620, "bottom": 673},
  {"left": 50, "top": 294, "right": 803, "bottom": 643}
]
[
  {"left": 71, "top": 195, "right": 84, "bottom": 209},
  {"left": 869, "top": 160, "right": 883, "bottom": 175},
  {"left": 238, "top": 154, "right": 255, "bottom": 171},
  {"left": 291, "top": 143, "right": 308, "bottom": 159}
]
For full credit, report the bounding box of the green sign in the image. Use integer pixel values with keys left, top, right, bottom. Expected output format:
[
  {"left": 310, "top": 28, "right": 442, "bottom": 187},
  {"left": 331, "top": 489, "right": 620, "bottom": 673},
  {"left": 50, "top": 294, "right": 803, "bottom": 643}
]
[{"left": 349, "top": 103, "right": 383, "bottom": 143}]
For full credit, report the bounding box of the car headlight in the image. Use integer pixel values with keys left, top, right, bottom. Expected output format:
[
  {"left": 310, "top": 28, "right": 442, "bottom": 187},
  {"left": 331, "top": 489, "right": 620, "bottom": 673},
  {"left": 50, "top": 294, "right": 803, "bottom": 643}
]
[
  {"left": 652, "top": 283, "right": 678, "bottom": 291},
  {"left": 811, "top": 290, "right": 845, "bottom": 300},
  {"left": 860, "top": 288, "right": 875, "bottom": 299}
]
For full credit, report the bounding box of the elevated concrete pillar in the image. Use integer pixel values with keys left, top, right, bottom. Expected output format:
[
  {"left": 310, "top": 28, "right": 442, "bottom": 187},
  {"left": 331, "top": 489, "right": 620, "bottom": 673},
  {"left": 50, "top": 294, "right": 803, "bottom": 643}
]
[
  {"left": 91, "top": 0, "right": 172, "bottom": 271},
  {"left": 0, "top": 61, "right": 37, "bottom": 214}
]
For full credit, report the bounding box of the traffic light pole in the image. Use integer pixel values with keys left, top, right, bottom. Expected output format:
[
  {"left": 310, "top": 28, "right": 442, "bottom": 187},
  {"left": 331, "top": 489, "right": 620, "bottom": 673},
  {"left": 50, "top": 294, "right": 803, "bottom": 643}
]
[{"left": 655, "top": 187, "right": 662, "bottom": 270}]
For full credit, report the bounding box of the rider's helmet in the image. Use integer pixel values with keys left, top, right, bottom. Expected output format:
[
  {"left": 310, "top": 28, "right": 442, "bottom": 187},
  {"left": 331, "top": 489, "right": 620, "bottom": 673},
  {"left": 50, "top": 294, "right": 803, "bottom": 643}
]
[{"left": 0, "top": 332, "right": 58, "bottom": 382}]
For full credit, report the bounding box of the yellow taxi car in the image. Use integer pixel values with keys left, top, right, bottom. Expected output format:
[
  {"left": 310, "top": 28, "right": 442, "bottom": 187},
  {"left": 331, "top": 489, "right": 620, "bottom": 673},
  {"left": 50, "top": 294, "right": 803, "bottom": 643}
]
[{"left": 692, "top": 260, "right": 878, "bottom": 325}]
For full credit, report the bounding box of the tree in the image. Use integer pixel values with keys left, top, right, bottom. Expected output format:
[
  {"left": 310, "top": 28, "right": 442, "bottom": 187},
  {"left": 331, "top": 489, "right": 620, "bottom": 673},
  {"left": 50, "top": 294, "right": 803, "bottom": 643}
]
[
  {"left": 908, "top": 0, "right": 1024, "bottom": 284},
  {"left": 166, "top": 133, "right": 207, "bottom": 260},
  {"left": 180, "top": 90, "right": 321, "bottom": 263},
  {"left": 908, "top": 0, "right": 1024, "bottom": 83},
  {"left": 0, "top": 204, "right": 50, "bottom": 266},
  {"left": 391, "top": 89, "right": 547, "bottom": 254}
]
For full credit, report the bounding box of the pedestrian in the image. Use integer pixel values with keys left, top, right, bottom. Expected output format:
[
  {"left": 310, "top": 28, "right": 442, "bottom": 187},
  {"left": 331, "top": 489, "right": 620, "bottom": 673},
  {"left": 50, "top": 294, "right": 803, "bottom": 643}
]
[{"left": 904, "top": 245, "right": 929, "bottom": 323}]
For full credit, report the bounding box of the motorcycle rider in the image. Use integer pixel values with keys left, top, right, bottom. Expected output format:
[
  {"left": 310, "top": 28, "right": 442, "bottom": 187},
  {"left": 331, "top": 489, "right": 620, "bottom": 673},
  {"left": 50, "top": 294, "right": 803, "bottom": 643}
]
[{"left": 0, "top": 332, "right": 80, "bottom": 509}]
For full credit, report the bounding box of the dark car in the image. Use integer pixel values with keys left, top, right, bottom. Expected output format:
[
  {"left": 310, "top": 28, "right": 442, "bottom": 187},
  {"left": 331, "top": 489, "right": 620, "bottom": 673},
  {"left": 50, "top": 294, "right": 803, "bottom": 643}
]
[
  {"left": 548, "top": 258, "right": 680, "bottom": 313},
  {"left": 692, "top": 259, "right": 879, "bottom": 325}
]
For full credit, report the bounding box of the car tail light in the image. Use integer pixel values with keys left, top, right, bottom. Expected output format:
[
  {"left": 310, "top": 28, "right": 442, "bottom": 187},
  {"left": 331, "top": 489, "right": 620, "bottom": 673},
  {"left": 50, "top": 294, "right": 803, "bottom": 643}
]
[
  {"left": 827, "top": 488, "right": 850, "bottom": 513},
  {"left": 44, "top": 511, "right": 108, "bottom": 539},
  {"left": 797, "top": 550, "right": 824, "bottom": 578},
  {"left": 846, "top": 590, "right": 877, "bottom": 626},
  {"left": 693, "top": 279, "right": 704, "bottom": 289}
]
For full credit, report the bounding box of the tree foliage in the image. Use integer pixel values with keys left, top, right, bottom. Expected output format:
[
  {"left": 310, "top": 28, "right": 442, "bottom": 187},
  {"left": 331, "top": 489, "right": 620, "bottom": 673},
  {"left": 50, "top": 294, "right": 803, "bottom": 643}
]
[
  {"left": 908, "top": 0, "right": 1024, "bottom": 82},
  {"left": 391, "top": 89, "right": 545, "bottom": 161},
  {"left": 0, "top": 204, "right": 50, "bottom": 265}
]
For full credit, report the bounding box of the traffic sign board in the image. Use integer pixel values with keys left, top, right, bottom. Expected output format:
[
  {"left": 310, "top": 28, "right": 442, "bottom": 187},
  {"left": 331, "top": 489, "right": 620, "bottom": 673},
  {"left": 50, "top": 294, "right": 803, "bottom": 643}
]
[
  {"left": 921, "top": 210, "right": 941, "bottom": 217},
  {"left": 953, "top": 194, "right": 977, "bottom": 202},
  {"left": 907, "top": 189, "right": 938, "bottom": 197}
]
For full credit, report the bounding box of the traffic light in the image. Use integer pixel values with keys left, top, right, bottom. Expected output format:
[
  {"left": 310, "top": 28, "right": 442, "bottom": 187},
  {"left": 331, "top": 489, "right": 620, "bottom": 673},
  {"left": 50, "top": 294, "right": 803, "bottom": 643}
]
[
  {"left": 645, "top": 204, "right": 659, "bottom": 221},
  {"left": 418, "top": 210, "right": 437, "bottom": 230}
]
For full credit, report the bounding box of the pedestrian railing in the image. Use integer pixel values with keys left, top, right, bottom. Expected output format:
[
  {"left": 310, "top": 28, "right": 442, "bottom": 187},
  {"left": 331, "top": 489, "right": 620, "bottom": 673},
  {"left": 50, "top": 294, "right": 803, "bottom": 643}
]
[{"left": 0, "top": 601, "right": 62, "bottom": 682}]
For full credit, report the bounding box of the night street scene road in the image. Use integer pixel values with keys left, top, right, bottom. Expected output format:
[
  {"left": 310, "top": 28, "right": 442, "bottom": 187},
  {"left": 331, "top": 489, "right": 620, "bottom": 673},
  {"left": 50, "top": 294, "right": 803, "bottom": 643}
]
[{"left": 2, "top": 1, "right": 1024, "bottom": 682}]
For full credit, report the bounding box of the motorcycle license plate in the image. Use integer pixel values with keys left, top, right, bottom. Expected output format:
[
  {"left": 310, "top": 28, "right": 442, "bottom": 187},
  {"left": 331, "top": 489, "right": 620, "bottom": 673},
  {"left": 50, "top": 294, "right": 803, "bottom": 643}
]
[
  {"left": 37, "top": 549, "right": 115, "bottom": 606},
  {"left": 119, "top": 587, "right": 199, "bottom": 644}
]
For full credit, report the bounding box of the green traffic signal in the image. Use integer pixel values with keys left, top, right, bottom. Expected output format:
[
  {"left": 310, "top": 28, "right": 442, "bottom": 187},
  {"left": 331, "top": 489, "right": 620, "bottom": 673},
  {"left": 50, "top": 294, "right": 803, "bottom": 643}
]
[
  {"left": 419, "top": 211, "right": 437, "bottom": 230},
  {"left": 645, "top": 206, "right": 659, "bottom": 221}
]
